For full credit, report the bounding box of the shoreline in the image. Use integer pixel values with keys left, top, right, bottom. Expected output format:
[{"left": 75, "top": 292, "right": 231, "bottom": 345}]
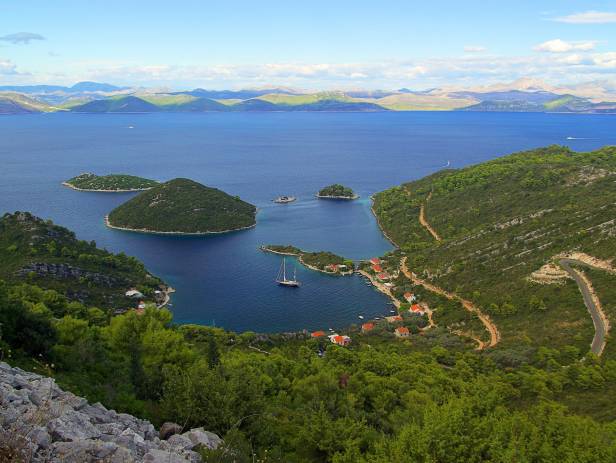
[
  {"left": 105, "top": 215, "right": 256, "bottom": 236},
  {"left": 62, "top": 182, "right": 155, "bottom": 193},
  {"left": 260, "top": 246, "right": 354, "bottom": 276},
  {"left": 370, "top": 198, "right": 399, "bottom": 247},
  {"left": 316, "top": 194, "right": 359, "bottom": 200}
]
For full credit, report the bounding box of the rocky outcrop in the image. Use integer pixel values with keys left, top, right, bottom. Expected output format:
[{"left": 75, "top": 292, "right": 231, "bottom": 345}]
[
  {"left": 0, "top": 362, "right": 222, "bottom": 462},
  {"left": 17, "top": 262, "right": 125, "bottom": 288}
]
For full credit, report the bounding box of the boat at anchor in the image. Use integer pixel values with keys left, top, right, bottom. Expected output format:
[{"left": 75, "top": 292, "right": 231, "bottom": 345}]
[
  {"left": 273, "top": 195, "right": 296, "bottom": 203},
  {"left": 276, "top": 257, "right": 300, "bottom": 287}
]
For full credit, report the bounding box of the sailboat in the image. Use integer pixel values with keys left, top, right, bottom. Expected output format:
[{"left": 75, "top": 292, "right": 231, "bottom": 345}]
[{"left": 276, "top": 257, "right": 300, "bottom": 287}]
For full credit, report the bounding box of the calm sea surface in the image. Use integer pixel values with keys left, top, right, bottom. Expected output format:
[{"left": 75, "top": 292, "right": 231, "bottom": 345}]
[{"left": 1, "top": 112, "right": 614, "bottom": 332}]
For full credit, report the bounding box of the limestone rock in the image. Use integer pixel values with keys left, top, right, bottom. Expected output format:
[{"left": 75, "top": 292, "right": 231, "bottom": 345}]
[{"left": 0, "top": 361, "right": 222, "bottom": 462}]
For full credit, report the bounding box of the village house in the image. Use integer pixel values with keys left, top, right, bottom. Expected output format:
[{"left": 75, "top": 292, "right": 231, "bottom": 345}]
[
  {"left": 369, "top": 257, "right": 380, "bottom": 265},
  {"left": 395, "top": 327, "right": 410, "bottom": 338},
  {"left": 404, "top": 292, "right": 416, "bottom": 303},
  {"left": 311, "top": 330, "right": 326, "bottom": 338},
  {"left": 325, "top": 264, "right": 339, "bottom": 273},
  {"left": 385, "top": 315, "right": 403, "bottom": 323},
  {"left": 361, "top": 322, "right": 375, "bottom": 333},
  {"left": 377, "top": 272, "right": 390, "bottom": 281},
  {"left": 137, "top": 301, "right": 146, "bottom": 310},
  {"left": 410, "top": 304, "right": 425, "bottom": 315},
  {"left": 371, "top": 263, "right": 383, "bottom": 273},
  {"left": 329, "top": 334, "right": 351, "bottom": 346}
]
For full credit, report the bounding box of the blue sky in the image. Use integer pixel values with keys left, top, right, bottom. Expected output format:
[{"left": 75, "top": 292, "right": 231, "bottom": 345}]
[{"left": 1, "top": 0, "right": 615, "bottom": 89}]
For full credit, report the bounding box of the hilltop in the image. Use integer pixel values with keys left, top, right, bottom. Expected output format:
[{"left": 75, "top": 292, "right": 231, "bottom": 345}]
[
  {"left": 373, "top": 145, "right": 616, "bottom": 357},
  {"left": 63, "top": 173, "right": 158, "bottom": 192},
  {"left": 106, "top": 178, "right": 257, "bottom": 234}
]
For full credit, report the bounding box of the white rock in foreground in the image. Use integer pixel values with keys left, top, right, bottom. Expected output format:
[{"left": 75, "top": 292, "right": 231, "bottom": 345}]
[{"left": 0, "top": 362, "right": 222, "bottom": 462}]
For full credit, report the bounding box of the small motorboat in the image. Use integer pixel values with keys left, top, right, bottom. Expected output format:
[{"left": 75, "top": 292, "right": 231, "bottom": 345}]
[{"left": 273, "top": 195, "right": 296, "bottom": 204}]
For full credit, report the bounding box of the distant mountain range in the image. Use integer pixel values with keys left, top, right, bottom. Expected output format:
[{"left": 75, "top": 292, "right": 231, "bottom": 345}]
[{"left": 1, "top": 79, "right": 615, "bottom": 114}]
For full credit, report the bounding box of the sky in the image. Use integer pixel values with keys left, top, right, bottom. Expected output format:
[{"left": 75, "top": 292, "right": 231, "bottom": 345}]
[{"left": 1, "top": 0, "right": 616, "bottom": 90}]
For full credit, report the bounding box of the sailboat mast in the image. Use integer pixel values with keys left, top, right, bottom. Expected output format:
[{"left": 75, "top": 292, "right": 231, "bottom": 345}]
[{"left": 283, "top": 258, "right": 287, "bottom": 281}]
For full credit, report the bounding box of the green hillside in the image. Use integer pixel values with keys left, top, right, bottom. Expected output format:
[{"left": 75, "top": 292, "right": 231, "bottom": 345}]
[
  {"left": 71, "top": 95, "right": 161, "bottom": 112},
  {"left": 107, "top": 178, "right": 256, "bottom": 234},
  {"left": 0, "top": 212, "right": 163, "bottom": 309},
  {"left": 64, "top": 173, "right": 158, "bottom": 191},
  {"left": 0, "top": 92, "right": 57, "bottom": 114},
  {"left": 373, "top": 145, "right": 616, "bottom": 356}
]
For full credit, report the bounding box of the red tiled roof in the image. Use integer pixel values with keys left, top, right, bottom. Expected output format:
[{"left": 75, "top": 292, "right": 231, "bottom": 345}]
[
  {"left": 395, "top": 327, "right": 410, "bottom": 334},
  {"left": 377, "top": 272, "right": 390, "bottom": 280},
  {"left": 362, "top": 322, "right": 375, "bottom": 331},
  {"left": 311, "top": 331, "right": 326, "bottom": 338},
  {"left": 411, "top": 304, "right": 423, "bottom": 312},
  {"left": 386, "top": 315, "right": 403, "bottom": 322},
  {"left": 370, "top": 258, "right": 380, "bottom": 264},
  {"left": 371, "top": 264, "right": 383, "bottom": 272}
]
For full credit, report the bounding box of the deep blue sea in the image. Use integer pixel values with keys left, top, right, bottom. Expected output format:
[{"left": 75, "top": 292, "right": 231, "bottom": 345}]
[{"left": 1, "top": 112, "right": 614, "bottom": 332}]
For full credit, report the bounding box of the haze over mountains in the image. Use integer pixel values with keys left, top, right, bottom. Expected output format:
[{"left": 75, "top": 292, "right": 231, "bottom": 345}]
[{"left": 1, "top": 78, "right": 615, "bottom": 114}]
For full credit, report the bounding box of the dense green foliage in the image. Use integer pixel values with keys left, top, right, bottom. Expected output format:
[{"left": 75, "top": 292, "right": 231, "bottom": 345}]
[
  {"left": 0, "top": 212, "right": 162, "bottom": 309},
  {"left": 264, "top": 245, "right": 354, "bottom": 273},
  {"left": 317, "top": 184, "right": 357, "bottom": 199},
  {"left": 64, "top": 173, "right": 158, "bottom": 191},
  {"left": 373, "top": 145, "right": 616, "bottom": 353},
  {"left": 107, "top": 178, "right": 257, "bottom": 234},
  {"left": 2, "top": 213, "right": 616, "bottom": 461}
]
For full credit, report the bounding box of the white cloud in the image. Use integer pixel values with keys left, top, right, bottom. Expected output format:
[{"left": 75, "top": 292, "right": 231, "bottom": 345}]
[
  {"left": 553, "top": 11, "right": 616, "bottom": 24},
  {"left": 464, "top": 46, "right": 487, "bottom": 53},
  {"left": 534, "top": 39, "right": 596, "bottom": 53},
  {"left": 0, "top": 59, "right": 18, "bottom": 75}
]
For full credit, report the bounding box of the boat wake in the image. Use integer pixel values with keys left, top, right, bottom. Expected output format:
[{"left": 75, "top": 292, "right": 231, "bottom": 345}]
[{"left": 566, "top": 136, "right": 591, "bottom": 140}]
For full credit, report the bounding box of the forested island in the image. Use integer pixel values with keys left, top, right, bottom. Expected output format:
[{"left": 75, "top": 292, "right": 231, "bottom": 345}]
[
  {"left": 261, "top": 244, "right": 354, "bottom": 275},
  {"left": 63, "top": 173, "right": 159, "bottom": 192},
  {"left": 316, "top": 184, "right": 358, "bottom": 199},
  {"left": 106, "top": 178, "right": 257, "bottom": 235}
]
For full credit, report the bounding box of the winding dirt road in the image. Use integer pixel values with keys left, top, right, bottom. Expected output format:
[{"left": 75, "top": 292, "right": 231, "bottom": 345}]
[
  {"left": 559, "top": 258, "right": 610, "bottom": 356},
  {"left": 419, "top": 192, "right": 442, "bottom": 242},
  {"left": 400, "top": 257, "right": 500, "bottom": 349}
]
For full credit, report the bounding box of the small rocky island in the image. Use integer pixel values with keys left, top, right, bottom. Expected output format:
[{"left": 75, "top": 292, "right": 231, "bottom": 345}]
[
  {"left": 261, "top": 244, "right": 354, "bottom": 275},
  {"left": 63, "top": 173, "right": 159, "bottom": 192},
  {"left": 106, "top": 178, "right": 257, "bottom": 235},
  {"left": 316, "top": 184, "right": 358, "bottom": 199}
]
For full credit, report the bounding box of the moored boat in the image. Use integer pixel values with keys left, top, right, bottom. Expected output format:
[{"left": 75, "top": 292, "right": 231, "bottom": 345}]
[
  {"left": 273, "top": 195, "right": 296, "bottom": 203},
  {"left": 276, "top": 257, "right": 300, "bottom": 287}
]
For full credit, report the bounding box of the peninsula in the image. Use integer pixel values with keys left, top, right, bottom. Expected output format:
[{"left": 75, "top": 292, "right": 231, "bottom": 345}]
[
  {"left": 63, "top": 173, "right": 159, "bottom": 192},
  {"left": 316, "top": 184, "right": 358, "bottom": 199},
  {"left": 106, "top": 178, "right": 256, "bottom": 235},
  {"left": 261, "top": 244, "right": 355, "bottom": 275}
]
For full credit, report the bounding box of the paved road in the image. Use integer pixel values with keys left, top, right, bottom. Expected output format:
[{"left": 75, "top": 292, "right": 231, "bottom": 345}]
[{"left": 559, "top": 259, "right": 608, "bottom": 356}]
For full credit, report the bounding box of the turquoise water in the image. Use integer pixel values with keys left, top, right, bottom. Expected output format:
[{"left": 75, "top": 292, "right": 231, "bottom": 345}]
[{"left": 1, "top": 112, "right": 614, "bottom": 332}]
